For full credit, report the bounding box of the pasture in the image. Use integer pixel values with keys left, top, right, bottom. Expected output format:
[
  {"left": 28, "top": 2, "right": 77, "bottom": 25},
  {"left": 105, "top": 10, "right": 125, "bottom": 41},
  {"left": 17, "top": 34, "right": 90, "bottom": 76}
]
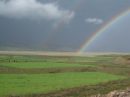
[
  {"left": 0, "top": 72, "right": 125, "bottom": 96},
  {"left": 0, "top": 62, "right": 96, "bottom": 69},
  {"left": 0, "top": 54, "right": 130, "bottom": 97}
]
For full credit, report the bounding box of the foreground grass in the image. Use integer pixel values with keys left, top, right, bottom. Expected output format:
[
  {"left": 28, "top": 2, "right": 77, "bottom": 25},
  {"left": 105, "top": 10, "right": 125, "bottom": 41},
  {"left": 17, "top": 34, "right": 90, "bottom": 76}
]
[
  {"left": 0, "top": 62, "right": 96, "bottom": 69},
  {"left": 0, "top": 72, "right": 125, "bottom": 97},
  {"left": 44, "top": 78, "right": 130, "bottom": 97}
]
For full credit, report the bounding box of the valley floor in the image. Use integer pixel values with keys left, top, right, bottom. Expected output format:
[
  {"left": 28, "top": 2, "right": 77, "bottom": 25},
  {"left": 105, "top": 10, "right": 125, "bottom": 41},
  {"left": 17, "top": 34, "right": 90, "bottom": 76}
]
[{"left": 0, "top": 54, "right": 130, "bottom": 97}]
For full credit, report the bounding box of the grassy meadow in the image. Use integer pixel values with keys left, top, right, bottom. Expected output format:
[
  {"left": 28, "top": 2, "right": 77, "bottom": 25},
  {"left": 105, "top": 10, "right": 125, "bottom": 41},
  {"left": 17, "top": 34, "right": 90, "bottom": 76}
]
[
  {"left": 0, "top": 72, "right": 125, "bottom": 96},
  {"left": 0, "top": 62, "right": 96, "bottom": 68},
  {"left": 0, "top": 54, "right": 130, "bottom": 97}
]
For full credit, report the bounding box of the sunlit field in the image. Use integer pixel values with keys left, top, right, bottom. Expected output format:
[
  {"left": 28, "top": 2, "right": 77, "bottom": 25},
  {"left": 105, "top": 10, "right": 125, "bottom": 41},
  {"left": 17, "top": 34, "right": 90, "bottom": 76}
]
[
  {"left": 0, "top": 72, "right": 125, "bottom": 97},
  {"left": 0, "top": 55, "right": 130, "bottom": 97},
  {"left": 0, "top": 62, "right": 96, "bottom": 68}
]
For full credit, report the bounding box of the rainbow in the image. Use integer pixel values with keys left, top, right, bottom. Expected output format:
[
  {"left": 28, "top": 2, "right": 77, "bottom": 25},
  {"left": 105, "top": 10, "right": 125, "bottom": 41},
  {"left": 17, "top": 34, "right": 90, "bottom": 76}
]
[{"left": 79, "top": 9, "right": 130, "bottom": 53}]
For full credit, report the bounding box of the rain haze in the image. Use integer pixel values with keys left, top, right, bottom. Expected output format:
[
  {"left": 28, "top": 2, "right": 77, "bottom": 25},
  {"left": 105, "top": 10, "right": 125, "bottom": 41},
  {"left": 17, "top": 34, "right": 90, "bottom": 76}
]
[{"left": 0, "top": 0, "right": 130, "bottom": 53}]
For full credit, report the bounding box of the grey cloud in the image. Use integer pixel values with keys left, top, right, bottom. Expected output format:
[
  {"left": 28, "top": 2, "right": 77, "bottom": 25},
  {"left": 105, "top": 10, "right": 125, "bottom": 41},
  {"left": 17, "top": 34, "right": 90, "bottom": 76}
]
[{"left": 0, "top": 0, "right": 74, "bottom": 21}]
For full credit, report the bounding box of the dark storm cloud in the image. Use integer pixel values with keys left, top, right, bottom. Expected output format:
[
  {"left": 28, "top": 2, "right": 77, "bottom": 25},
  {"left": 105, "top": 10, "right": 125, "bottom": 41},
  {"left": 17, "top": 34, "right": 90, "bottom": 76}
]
[{"left": 0, "top": 0, "right": 130, "bottom": 52}]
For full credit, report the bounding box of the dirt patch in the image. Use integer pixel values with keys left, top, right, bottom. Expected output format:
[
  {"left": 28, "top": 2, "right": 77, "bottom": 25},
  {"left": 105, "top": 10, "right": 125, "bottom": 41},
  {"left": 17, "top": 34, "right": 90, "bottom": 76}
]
[
  {"left": 91, "top": 88, "right": 130, "bottom": 97},
  {"left": 114, "top": 56, "right": 130, "bottom": 65}
]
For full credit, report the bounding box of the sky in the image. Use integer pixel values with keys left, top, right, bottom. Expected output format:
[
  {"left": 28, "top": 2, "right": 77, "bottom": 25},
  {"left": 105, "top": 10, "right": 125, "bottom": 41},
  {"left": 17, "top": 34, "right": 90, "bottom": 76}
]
[{"left": 0, "top": 0, "right": 130, "bottom": 52}]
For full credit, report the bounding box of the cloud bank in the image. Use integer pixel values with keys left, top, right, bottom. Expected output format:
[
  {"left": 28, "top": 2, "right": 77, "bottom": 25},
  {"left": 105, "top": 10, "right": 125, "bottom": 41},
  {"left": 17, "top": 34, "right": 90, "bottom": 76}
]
[
  {"left": 0, "top": 0, "right": 74, "bottom": 22},
  {"left": 85, "top": 18, "right": 103, "bottom": 24}
]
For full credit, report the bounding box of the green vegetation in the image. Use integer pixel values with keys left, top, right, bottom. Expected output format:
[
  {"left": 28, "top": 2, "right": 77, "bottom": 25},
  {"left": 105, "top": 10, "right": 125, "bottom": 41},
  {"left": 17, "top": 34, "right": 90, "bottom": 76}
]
[
  {"left": 0, "top": 55, "right": 130, "bottom": 97},
  {"left": 0, "top": 55, "right": 115, "bottom": 63},
  {"left": 0, "top": 62, "right": 96, "bottom": 69},
  {"left": 0, "top": 72, "right": 125, "bottom": 96}
]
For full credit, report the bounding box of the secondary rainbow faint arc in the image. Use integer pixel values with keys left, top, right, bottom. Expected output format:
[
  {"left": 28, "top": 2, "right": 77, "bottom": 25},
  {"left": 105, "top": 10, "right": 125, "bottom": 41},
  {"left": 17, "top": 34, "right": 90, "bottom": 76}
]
[
  {"left": 79, "top": 9, "right": 130, "bottom": 53},
  {"left": 43, "top": 0, "right": 85, "bottom": 46}
]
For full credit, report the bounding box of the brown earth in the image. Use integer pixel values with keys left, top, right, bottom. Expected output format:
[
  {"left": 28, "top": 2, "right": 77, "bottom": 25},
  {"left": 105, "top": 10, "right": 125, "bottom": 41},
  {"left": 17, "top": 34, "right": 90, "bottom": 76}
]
[{"left": 91, "top": 88, "right": 130, "bottom": 97}]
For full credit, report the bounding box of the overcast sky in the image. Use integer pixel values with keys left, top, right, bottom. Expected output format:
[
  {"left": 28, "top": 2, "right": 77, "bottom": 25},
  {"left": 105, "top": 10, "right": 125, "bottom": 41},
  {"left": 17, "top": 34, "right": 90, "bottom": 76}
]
[{"left": 0, "top": 0, "right": 130, "bottom": 52}]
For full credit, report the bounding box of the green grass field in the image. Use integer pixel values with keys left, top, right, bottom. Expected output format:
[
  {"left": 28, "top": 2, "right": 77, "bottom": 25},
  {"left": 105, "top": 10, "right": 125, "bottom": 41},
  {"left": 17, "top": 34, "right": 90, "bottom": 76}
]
[
  {"left": 0, "top": 55, "right": 130, "bottom": 97},
  {"left": 0, "top": 72, "right": 125, "bottom": 96},
  {"left": 0, "top": 62, "right": 96, "bottom": 68}
]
